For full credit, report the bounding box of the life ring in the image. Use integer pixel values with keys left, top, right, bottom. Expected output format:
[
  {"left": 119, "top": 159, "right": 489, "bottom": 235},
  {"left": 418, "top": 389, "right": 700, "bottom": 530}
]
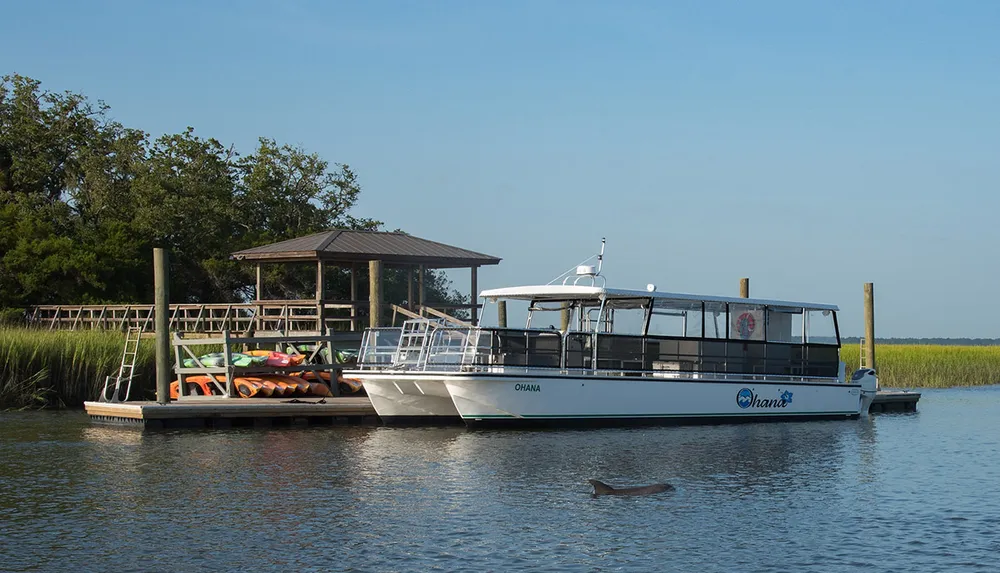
[{"left": 736, "top": 312, "right": 756, "bottom": 339}]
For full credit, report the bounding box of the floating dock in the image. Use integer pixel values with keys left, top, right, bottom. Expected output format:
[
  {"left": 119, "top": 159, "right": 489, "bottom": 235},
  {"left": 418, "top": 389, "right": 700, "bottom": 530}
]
[
  {"left": 85, "top": 390, "right": 920, "bottom": 429},
  {"left": 869, "top": 390, "right": 920, "bottom": 413},
  {"left": 85, "top": 397, "right": 378, "bottom": 429}
]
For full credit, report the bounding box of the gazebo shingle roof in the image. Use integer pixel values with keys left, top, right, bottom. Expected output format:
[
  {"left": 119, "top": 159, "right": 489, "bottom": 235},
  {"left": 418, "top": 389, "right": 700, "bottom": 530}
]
[{"left": 231, "top": 230, "right": 501, "bottom": 268}]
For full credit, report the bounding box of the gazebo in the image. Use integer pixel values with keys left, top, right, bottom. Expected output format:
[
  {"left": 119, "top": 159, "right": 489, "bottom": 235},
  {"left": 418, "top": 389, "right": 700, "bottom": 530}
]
[{"left": 231, "top": 229, "right": 501, "bottom": 331}]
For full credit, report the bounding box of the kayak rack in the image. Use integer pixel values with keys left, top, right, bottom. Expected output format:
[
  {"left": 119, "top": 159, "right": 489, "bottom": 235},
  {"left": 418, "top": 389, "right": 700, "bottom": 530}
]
[{"left": 173, "top": 330, "right": 360, "bottom": 399}]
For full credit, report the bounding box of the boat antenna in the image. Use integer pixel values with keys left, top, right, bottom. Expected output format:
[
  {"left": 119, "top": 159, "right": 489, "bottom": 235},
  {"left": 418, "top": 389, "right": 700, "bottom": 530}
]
[
  {"left": 596, "top": 238, "right": 606, "bottom": 275},
  {"left": 546, "top": 238, "right": 608, "bottom": 285}
]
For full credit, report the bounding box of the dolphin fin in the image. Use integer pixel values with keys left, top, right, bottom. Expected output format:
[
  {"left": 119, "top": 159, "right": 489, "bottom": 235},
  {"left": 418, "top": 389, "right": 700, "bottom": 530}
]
[{"left": 588, "top": 479, "right": 615, "bottom": 495}]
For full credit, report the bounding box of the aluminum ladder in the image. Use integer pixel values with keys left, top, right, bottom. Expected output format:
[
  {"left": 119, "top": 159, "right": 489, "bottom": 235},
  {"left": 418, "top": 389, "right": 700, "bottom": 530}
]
[{"left": 99, "top": 327, "right": 142, "bottom": 402}]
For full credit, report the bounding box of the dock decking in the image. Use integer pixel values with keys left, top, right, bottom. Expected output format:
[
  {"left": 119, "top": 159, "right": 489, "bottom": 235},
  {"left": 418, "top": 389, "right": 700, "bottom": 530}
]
[
  {"left": 84, "top": 396, "right": 379, "bottom": 429},
  {"left": 85, "top": 390, "right": 920, "bottom": 429},
  {"left": 869, "top": 390, "right": 921, "bottom": 413}
]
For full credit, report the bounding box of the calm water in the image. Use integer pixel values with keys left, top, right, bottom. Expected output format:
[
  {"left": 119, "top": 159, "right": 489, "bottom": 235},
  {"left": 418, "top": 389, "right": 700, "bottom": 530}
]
[{"left": 2, "top": 387, "right": 999, "bottom": 572}]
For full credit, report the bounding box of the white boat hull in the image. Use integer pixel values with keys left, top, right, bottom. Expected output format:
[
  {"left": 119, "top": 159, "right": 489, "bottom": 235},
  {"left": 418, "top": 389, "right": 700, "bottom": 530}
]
[
  {"left": 349, "top": 373, "right": 460, "bottom": 423},
  {"left": 442, "top": 373, "right": 864, "bottom": 427}
]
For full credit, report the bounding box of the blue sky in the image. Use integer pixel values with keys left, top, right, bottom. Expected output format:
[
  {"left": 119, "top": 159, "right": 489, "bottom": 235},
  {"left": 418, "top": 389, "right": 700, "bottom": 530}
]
[{"left": 3, "top": 1, "right": 998, "bottom": 337}]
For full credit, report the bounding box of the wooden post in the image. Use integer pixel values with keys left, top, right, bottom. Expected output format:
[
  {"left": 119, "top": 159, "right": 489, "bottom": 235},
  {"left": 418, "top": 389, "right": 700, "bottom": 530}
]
[
  {"left": 154, "top": 248, "right": 170, "bottom": 404},
  {"left": 369, "top": 260, "right": 383, "bottom": 328},
  {"left": 740, "top": 278, "right": 749, "bottom": 298},
  {"left": 418, "top": 264, "right": 426, "bottom": 313},
  {"left": 407, "top": 267, "right": 415, "bottom": 310},
  {"left": 561, "top": 304, "right": 571, "bottom": 332},
  {"left": 350, "top": 263, "right": 358, "bottom": 331},
  {"left": 255, "top": 264, "right": 262, "bottom": 301},
  {"left": 864, "top": 282, "right": 876, "bottom": 371},
  {"left": 470, "top": 266, "right": 479, "bottom": 325},
  {"left": 497, "top": 300, "right": 507, "bottom": 328},
  {"left": 316, "top": 260, "right": 326, "bottom": 332}
]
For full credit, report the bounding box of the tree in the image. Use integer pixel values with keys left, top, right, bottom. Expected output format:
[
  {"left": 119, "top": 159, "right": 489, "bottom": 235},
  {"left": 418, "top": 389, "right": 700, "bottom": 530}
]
[
  {"left": 0, "top": 74, "right": 470, "bottom": 315},
  {"left": 0, "top": 74, "right": 108, "bottom": 306}
]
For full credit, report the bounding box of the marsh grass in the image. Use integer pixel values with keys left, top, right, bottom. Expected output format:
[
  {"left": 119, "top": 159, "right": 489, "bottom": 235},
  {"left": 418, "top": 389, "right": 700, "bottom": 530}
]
[
  {"left": 840, "top": 344, "right": 1000, "bottom": 388},
  {"left": 3, "top": 326, "right": 999, "bottom": 408},
  {"left": 0, "top": 327, "right": 156, "bottom": 409}
]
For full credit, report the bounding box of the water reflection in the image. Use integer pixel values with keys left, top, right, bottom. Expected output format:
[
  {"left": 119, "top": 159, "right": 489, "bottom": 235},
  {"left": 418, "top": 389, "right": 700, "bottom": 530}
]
[{"left": 2, "top": 388, "right": 1000, "bottom": 572}]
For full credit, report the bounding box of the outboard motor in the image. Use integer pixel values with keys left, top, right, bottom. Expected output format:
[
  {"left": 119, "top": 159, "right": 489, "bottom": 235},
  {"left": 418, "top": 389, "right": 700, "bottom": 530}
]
[{"left": 852, "top": 368, "right": 879, "bottom": 415}]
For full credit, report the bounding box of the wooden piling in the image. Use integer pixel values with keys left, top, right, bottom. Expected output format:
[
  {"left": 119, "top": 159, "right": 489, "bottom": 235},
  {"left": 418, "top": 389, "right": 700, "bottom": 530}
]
[
  {"left": 154, "top": 248, "right": 170, "bottom": 405},
  {"left": 864, "top": 282, "right": 876, "bottom": 371},
  {"left": 561, "top": 305, "right": 571, "bottom": 331},
  {"left": 740, "top": 278, "right": 749, "bottom": 298},
  {"left": 497, "top": 300, "right": 507, "bottom": 328},
  {"left": 369, "top": 260, "right": 383, "bottom": 328},
  {"left": 470, "top": 266, "right": 479, "bottom": 325}
]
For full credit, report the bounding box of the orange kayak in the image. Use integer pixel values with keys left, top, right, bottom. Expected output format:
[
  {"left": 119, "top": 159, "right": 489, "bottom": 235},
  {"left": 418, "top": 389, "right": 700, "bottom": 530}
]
[
  {"left": 273, "top": 375, "right": 311, "bottom": 396},
  {"left": 296, "top": 370, "right": 332, "bottom": 382},
  {"left": 236, "top": 376, "right": 275, "bottom": 398},
  {"left": 256, "top": 375, "right": 296, "bottom": 397},
  {"left": 170, "top": 375, "right": 226, "bottom": 399},
  {"left": 307, "top": 382, "right": 334, "bottom": 397},
  {"left": 338, "top": 376, "right": 364, "bottom": 393}
]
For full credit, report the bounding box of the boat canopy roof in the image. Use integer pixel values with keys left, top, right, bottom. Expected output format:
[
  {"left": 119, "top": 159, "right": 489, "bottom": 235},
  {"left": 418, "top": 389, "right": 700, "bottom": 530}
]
[{"left": 479, "top": 285, "right": 839, "bottom": 311}]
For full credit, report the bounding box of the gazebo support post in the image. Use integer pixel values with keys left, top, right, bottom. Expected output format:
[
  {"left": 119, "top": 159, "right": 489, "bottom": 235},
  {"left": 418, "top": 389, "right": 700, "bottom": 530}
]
[
  {"left": 350, "top": 263, "right": 358, "bottom": 331},
  {"left": 407, "top": 267, "right": 415, "bottom": 310},
  {"left": 369, "top": 260, "right": 383, "bottom": 328},
  {"left": 316, "top": 260, "right": 326, "bottom": 332},
  {"left": 418, "top": 265, "right": 426, "bottom": 316}
]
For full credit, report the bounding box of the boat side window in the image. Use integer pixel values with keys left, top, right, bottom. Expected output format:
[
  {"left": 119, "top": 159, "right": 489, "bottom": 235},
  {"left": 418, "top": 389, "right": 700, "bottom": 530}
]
[
  {"left": 805, "top": 310, "right": 838, "bottom": 345},
  {"left": 766, "top": 307, "right": 803, "bottom": 343},
  {"left": 607, "top": 303, "right": 646, "bottom": 336},
  {"left": 647, "top": 300, "right": 703, "bottom": 338},
  {"left": 527, "top": 302, "right": 572, "bottom": 332},
  {"left": 703, "top": 302, "right": 727, "bottom": 339},
  {"left": 728, "top": 303, "right": 766, "bottom": 341}
]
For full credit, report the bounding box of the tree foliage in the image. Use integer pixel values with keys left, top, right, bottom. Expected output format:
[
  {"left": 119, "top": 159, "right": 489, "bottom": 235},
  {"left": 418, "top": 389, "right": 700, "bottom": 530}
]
[{"left": 0, "top": 74, "right": 467, "bottom": 314}]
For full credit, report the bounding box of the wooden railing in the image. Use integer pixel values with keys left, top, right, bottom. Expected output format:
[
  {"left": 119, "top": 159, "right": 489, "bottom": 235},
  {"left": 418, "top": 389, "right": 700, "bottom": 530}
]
[{"left": 27, "top": 301, "right": 481, "bottom": 333}]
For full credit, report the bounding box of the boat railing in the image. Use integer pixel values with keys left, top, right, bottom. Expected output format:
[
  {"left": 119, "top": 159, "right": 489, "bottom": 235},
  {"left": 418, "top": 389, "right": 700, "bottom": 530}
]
[
  {"left": 363, "top": 325, "right": 843, "bottom": 382},
  {"left": 565, "top": 332, "right": 841, "bottom": 379},
  {"left": 357, "top": 327, "right": 403, "bottom": 368},
  {"left": 422, "top": 326, "right": 476, "bottom": 370}
]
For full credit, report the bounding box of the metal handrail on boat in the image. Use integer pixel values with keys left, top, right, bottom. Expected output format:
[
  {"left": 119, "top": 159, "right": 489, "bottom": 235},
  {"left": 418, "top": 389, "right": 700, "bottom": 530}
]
[{"left": 359, "top": 324, "right": 847, "bottom": 383}]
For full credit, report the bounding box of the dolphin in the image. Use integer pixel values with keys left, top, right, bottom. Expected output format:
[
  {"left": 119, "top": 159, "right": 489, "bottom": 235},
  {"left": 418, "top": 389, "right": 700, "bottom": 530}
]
[{"left": 589, "top": 479, "right": 674, "bottom": 497}]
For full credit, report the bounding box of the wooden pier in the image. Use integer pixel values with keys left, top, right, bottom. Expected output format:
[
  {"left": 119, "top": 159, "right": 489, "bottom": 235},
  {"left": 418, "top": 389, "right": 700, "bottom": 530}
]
[{"left": 85, "top": 397, "right": 379, "bottom": 429}]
